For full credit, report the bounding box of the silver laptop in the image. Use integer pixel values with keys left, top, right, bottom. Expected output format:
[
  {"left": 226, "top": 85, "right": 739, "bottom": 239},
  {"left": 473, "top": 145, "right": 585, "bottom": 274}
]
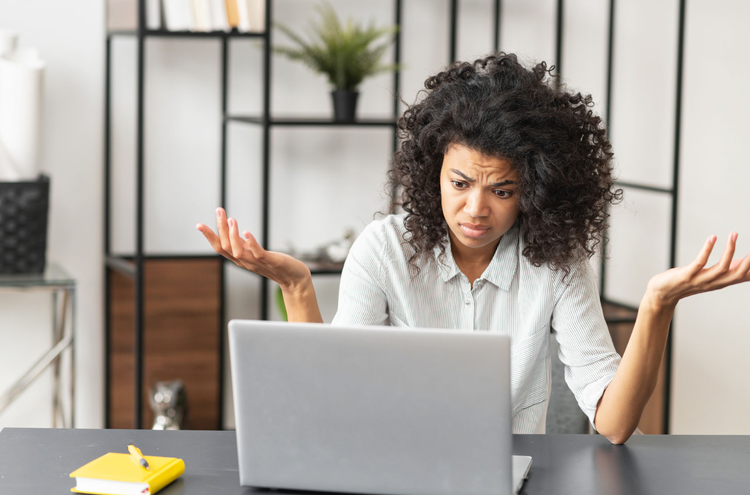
[{"left": 228, "top": 320, "right": 532, "bottom": 495}]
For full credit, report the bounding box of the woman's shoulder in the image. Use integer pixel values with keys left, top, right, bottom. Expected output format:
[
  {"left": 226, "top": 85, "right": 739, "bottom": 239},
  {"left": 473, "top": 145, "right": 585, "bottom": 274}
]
[
  {"left": 344, "top": 214, "right": 412, "bottom": 281},
  {"left": 355, "top": 213, "right": 409, "bottom": 251},
  {"left": 515, "top": 223, "right": 594, "bottom": 291}
]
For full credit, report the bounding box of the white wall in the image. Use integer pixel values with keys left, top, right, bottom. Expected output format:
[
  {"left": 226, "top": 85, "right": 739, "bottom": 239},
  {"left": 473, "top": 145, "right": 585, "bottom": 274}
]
[
  {"left": 1, "top": 0, "right": 748, "bottom": 434},
  {"left": 671, "top": 0, "right": 750, "bottom": 434},
  {"left": 0, "top": 1, "right": 104, "bottom": 428}
]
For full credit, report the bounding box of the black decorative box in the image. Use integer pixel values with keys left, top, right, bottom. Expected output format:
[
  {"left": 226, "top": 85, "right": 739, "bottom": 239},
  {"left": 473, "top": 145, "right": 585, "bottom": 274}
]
[{"left": 0, "top": 175, "right": 50, "bottom": 274}]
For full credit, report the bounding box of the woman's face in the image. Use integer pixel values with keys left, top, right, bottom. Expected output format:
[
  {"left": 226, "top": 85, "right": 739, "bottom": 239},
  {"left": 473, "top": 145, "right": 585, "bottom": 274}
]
[{"left": 440, "top": 143, "right": 520, "bottom": 261}]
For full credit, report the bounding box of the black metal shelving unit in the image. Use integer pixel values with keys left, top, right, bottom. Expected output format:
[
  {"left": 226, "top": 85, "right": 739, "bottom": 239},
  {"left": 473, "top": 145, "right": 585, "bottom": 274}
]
[
  {"left": 597, "top": 0, "right": 686, "bottom": 434},
  {"left": 492, "top": 0, "right": 681, "bottom": 433},
  {"left": 104, "top": 0, "right": 682, "bottom": 433},
  {"left": 104, "top": 0, "right": 404, "bottom": 429}
]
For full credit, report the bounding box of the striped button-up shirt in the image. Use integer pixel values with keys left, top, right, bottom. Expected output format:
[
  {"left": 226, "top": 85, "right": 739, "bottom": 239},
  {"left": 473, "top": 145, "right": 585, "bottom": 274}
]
[{"left": 332, "top": 214, "right": 622, "bottom": 433}]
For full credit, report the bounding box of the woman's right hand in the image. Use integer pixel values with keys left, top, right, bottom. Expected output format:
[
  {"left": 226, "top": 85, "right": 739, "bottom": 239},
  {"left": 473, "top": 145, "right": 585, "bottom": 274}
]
[{"left": 196, "top": 207, "right": 311, "bottom": 291}]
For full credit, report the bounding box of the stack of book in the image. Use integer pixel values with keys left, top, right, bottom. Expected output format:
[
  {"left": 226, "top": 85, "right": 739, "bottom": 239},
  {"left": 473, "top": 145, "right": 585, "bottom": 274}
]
[{"left": 107, "top": 0, "right": 266, "bottom": 33}]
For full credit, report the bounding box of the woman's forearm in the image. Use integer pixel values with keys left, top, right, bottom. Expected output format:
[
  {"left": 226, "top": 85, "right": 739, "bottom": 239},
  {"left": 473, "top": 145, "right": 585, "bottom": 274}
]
[
  {"left": 594, "top": 291, "right": 676, "bottom": 444},
  {"left": 281, "top": 276, "right": 324, "bottom": 323}
]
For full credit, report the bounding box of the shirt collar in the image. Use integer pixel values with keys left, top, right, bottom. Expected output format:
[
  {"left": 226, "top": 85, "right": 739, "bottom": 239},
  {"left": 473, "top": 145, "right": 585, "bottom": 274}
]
[{"left": 434, "top": 220, "right": 520, "bottom": 291}]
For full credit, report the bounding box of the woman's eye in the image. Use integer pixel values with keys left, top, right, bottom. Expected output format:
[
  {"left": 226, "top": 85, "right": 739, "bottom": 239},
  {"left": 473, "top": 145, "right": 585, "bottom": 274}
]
[
  {"left": 494, "top": 190, "right": 512, "bottom": 198},
  {"left": 452, "top": 181, "right": 467, "bottom": 189}
]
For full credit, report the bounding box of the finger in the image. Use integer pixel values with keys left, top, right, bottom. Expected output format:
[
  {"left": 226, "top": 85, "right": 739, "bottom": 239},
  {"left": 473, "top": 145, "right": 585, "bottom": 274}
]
[
  {"left": 240, "top": 229, "right": 267, "bottom": 260},
  {"left": 714, "top": 232, "right": 738, "bottom": 274},
  {"left": 196, "top": 223, "right": 221, "bottom": 249},
  {"left": 215, "top": 207, "right": 232, "bottom": 253},
  {"left": 689, "top": 235, "right": 716, "bottom": 274},
  {"left": 196, "top": 223, "right": 236, "bottom": 261},
  {"left": 729, "top": 248, "right": 750, "bottom": 282},
  {"left": 228, "top": 217, "right": 252, "bottom": 260}
]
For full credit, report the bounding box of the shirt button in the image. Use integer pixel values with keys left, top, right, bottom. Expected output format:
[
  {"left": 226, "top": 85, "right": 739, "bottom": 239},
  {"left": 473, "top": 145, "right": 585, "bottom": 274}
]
[{"left": 465, "top": 300, "right": 471, "bottom": 305}]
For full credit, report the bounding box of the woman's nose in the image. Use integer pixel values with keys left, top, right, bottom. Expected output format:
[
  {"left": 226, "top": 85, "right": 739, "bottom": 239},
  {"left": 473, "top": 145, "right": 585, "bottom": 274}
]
[{"left": 464, "top": 190, "right": 489, "bottom": 217}]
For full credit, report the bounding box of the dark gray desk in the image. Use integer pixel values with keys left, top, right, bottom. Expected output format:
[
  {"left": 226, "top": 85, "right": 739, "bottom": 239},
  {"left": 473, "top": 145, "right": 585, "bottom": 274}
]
[{"left": 1, "top": 427, "right": 749, "bottom": 495}]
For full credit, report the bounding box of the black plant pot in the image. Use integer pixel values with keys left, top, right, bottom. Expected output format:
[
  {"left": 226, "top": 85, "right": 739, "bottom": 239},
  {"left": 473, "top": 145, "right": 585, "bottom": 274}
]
[{"left": 331, "top": 89, "right": 359, "bottom": 123}]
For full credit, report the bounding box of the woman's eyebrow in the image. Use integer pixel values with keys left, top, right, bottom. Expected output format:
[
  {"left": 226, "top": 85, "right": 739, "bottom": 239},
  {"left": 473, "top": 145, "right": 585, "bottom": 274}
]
[
  {"left": 491, "top": 180, "right": 517, "bottom": 187},
  {"left": 450, "top": 169, "right": 517, "bottom": 187}
]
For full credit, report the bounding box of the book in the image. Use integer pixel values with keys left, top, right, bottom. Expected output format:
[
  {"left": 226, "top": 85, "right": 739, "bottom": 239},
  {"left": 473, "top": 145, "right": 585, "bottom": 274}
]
[
  {"left": 163, "top": 0, "right": 191, "bottom": 31},
  {"left": 236, "top": 0, "right": 250, "bottom": 32},
  {"left": 184, "top": 0, "right": 198, "bottom": 31},
  {"left": 225, "top": 0, "right": 239, "bottom": 29},
  {"left": 247, "top": 0, "right": 265, "bottom": 32},
  {"left": 237, "top": 0, "right": 264, "bottom": 33},
  {"left": 69, "top": 452, "right": 185, "bottom": 495},
  {"left": 107, "top": 0, "right": 138, "bottom": 31},
  {"left": 209, "top": 0, "right": 230, "bottom": 31},
  {"left": 192, "top": 0, "right": 212, "bottom": 32}
]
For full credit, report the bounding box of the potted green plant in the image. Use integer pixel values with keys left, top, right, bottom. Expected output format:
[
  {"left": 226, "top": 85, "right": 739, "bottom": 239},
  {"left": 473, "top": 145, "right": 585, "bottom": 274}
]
[{"left": 274, "top": 2, "right": 399, "bottom": 122}]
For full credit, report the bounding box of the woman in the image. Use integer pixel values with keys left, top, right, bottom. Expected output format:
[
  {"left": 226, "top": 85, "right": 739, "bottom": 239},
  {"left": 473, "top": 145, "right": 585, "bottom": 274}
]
[{"left": 197, "top": 54, "right": 750, "bottom": 444}]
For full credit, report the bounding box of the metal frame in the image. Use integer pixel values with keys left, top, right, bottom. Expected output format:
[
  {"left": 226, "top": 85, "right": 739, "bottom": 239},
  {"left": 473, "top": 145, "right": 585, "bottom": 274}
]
[
  {"left": 555, "top": 0, "right": 564, "bottom": 79},
  {"left": 104, "top": 0, "right": 403, "bottom": 429},
  {"left": 493, "top": 0, "right": 501, "bottom": 52},
  {"left": 0, "top": 272, "right": 76, "bottom": 428},
  {"left": 488, "top": 0, "right": 682, "bottom": 433},
  {"left": 663, "top": 0, "right": 687, "bottom": 434},
  {"left": 134, "top": 0, "right": 146, "bottom": 432},
  {"left": 449, "top": 0, "right": 458, "bottom": 64},
  {"left": 104, "top": 1, "right": 264, "bottom": 430},
  {"left": 596, "top": 0, "right": 686, "bottom": 433},
  {"left": 104, "top": 0, "right": 684, "bottom": 434}
]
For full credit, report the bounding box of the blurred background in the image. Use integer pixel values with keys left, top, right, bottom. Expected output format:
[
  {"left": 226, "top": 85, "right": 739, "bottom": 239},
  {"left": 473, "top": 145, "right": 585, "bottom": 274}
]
[{"left": 0, "top": 0, "right": 748, "bottom": 435}]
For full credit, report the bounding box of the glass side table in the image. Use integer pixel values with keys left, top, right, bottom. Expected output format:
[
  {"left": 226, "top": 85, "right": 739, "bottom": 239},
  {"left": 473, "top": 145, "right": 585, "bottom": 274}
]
[{"left": 0, "top": 263, "right": 75, "bottom": 428}]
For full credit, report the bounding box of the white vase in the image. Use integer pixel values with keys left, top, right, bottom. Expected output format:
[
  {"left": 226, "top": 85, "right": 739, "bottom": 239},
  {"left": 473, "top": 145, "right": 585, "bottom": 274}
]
[
  {"left": 0, "top": 46, "right": 45, "bottom": 181},
  {"left": 0, "top": 30, "right": 18, "bottom": 57}
]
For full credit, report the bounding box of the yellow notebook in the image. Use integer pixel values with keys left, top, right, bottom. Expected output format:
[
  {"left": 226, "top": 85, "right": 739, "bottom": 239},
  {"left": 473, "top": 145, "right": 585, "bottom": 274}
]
[{"left": 69, "top": 452, "right": 185, "bottom": 495}]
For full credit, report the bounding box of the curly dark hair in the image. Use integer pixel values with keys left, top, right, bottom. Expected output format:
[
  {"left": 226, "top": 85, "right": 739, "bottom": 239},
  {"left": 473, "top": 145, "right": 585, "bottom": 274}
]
[{"left": 388, "top": 52, "right": 622, "bottom": 275}]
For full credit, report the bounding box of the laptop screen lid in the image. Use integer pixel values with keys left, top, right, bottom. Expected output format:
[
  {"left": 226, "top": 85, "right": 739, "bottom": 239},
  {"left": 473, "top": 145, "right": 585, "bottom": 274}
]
[{"left": 229, "top": 320, "right": 513, "bottom": 495}]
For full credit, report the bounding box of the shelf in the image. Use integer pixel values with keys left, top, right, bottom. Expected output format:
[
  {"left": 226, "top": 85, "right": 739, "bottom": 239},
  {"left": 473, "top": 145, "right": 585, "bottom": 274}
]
[
  {"left": 303, "top": 260, "right": 345, "bottom": 275},
  {"left": 226, "top": 116, "right": 399, "bottom": 127},
  {"left": 602, "top": 300, "right": 638, "bottom": 324},
  {"left": 104, "top": 0, "right": 402, "bottom": 429},
  {"left": 224, "top": 259, "right": 343, "bottom": 276},
  {"left": 105, "top": 256, "right": 136, "bottom": 278},
  {"left": 107, "top": 29, "right": 265, "bottom": 39},
  {"left": 614, "top": 180, "right": 673, "bottom": 195},
  {"left": 108, "top": 253, "right": 221, "bottom": 260},
  {"left": 106, "top": 254, "right": 223, "bottom": 278},
  {"left": 106, "top": 254, "right": 343, "bottom": 277}
]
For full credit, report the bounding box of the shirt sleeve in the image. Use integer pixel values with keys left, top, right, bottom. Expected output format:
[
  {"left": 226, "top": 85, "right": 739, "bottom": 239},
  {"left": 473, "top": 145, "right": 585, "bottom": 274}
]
[
  {"left": 331, "top": 221, "right": 389, "bottom": 327},
  {"left": 551, "top": 258, "right": 622, "bottom": 429}
]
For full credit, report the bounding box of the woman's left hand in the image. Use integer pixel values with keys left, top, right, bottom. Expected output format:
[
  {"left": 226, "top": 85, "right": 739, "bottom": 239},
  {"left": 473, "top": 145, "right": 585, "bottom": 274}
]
[{"left": 646, "top": 232, "right": 750, "bottom": 308}]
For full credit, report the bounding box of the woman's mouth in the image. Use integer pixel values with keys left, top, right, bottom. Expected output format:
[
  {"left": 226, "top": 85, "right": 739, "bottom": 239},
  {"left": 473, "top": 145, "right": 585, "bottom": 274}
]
[{"left": 459, "top": 223, "right": 491, "bottom": 238}]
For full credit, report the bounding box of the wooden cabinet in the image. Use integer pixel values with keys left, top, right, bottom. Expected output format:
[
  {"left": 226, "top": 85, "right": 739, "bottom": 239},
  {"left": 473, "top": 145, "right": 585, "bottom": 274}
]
[{"left": 107, "top": 258, "right": 222, "bottom": 430}]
